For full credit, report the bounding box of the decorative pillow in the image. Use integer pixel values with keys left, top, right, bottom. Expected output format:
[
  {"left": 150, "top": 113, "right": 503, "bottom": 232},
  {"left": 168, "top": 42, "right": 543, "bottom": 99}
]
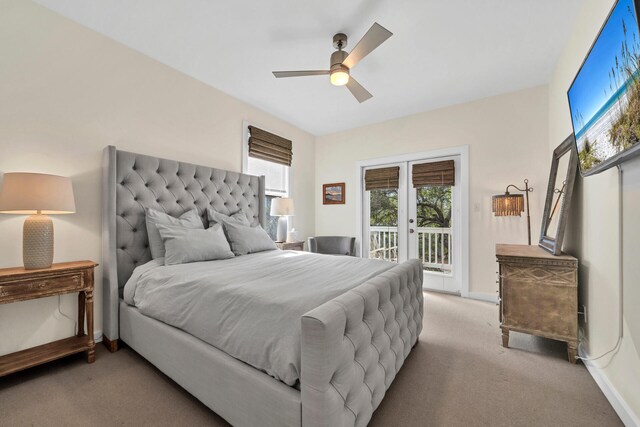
[
  {"left": 207, "top": 207, "right": 251, "bottom": 227},
  {"left": 222, "top": 221, "right": 277, "bottom": 256},
  {"left": 145, "top": 208, "right": 203, "bottom": 259},
  {"left": 157, "top": 223, "right": 234, "bottom": 265}
]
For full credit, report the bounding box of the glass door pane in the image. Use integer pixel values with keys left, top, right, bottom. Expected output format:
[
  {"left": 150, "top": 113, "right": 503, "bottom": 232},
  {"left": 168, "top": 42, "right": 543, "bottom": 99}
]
[
  {"left": 368, "top": 188, "right": 399, "bottom": 263},
  {"left": 408, "top": 157, "right": 460, "bottom": 293},
  {"left": 416, "top": 186, "right": 452, "bottom": 275}
]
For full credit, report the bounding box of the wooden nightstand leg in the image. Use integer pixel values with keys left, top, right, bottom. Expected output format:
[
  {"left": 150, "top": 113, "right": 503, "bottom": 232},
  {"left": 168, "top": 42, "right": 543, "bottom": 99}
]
[
  {"left": 501, "top": 326, "right": 509, "bottom": 348},
  {"left": 85, "top": 290, "right": 95, "bottom": 363},
  {"left": 77, "top": 291, "right": 85, "bottom": 337},
  {"left": 567, "top": 341, "right": 578, "bottom": 364}
]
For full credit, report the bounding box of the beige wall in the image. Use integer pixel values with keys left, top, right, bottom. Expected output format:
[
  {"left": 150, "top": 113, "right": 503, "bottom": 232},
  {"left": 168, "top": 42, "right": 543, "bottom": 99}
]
[
  {"left": 549, "top": 0, "right": 640, "bottom": 422},
  {"left": 4, "top": 2, "right": 637, "bottom": 420},
  {"left": 0, "top": 0, "right": 315, "bottom": 355},
  {"left": 315, "top": 86, "right": 550, "bottom": 299}
]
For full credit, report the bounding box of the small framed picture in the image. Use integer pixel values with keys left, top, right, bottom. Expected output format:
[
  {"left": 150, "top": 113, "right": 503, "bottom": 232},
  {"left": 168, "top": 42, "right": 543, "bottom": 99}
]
[{"left": 323, "top": 182, "right": 345, "bottom": 205}]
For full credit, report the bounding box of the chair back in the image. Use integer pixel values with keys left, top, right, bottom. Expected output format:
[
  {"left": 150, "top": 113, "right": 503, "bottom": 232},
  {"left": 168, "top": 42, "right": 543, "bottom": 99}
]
[{"left": 308, "top": 236, "right": 356, "bottom": 256}]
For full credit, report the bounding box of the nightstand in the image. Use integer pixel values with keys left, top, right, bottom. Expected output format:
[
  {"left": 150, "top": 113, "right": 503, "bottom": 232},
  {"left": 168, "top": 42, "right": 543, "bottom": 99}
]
[
  {"left": 0, "top": 261, "right": 98, "bottom": 376},
  {"left": 496, "top": 244, "right": 578, "bottom": 363},
  {"left": 276, "top": 241, "right": 304, "bottom": 251}
]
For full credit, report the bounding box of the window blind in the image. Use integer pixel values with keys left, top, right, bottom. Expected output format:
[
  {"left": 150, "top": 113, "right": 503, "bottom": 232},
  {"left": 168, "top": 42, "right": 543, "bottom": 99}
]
[
  {"left": 248, "top": 126, "right": 293, "bottom": 167},
  {"left": 364, "top": 166, "right": 400, "bottom": 191},
  {"left": 412, "top": 160, "right": 455, "bottom": 187}
]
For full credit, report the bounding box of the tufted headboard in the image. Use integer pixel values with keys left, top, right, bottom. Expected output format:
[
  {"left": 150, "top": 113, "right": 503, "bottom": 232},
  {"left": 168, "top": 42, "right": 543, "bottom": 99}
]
[{"left": 101, "top": 146, "right": 265, "bottom": 341}]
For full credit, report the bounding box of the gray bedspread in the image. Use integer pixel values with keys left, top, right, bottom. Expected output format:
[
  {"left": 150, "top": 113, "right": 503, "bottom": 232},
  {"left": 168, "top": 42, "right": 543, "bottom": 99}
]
[{"left": 123, "top": 250, "right": 395, "bottom": 385}]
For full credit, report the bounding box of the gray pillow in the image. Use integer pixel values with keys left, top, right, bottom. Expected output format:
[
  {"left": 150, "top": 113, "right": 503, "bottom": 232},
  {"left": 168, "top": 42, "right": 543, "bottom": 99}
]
[
  {"left": 207, "top": 208, "right": 251, "bottom": 227},
  {"left": 222, "top": 221, "right": 277, "bottom": 256},
  {"left": 157, "top": 223, "right": 234, "bottom": 265},
  {"left": 145, "top": 208, "right": 203, "bottom": 259}
]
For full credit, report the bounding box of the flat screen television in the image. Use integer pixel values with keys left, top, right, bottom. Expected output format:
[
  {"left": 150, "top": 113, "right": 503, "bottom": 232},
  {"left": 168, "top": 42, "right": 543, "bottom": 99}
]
[{"left": 568, "top": 0, "right": 640, "bottom": 176}]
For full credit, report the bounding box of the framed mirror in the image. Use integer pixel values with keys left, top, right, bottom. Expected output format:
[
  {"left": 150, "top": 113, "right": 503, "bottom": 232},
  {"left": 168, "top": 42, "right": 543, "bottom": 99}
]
[{"left": 539, "top": 134, "right": 578, "bottom": 255}]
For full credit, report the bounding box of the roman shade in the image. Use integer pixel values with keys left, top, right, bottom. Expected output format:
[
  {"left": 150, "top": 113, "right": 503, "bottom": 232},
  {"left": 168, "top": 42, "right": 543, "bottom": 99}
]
[
  {"left": 248, "top": 126, "right": 293, "bottom": 167},
  {"left": 412, "top": 160, "right": 455, "bottom": 187},
  {"left": 364, "top": 166, "right": 400, "bottom": 191}
]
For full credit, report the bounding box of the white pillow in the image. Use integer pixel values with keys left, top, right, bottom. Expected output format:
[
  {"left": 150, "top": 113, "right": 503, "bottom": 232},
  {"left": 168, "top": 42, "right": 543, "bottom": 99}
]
[
  {"left": 222, "top": 221, "right": 277, "bottom": 256},
  {"left": 207, "top": 208, "right": 251, "bottom": 227},
  {"left": 145, "top": 208, "right": 203, "bottom": 259},
  {"left": 157, "top": 223, "right": 234, "bottom": 265}
]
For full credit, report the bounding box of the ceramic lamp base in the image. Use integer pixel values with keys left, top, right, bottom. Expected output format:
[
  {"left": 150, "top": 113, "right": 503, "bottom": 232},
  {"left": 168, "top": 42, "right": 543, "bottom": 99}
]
[
  {"left": 276, "top": 216, "right": 288, "bottom": 243},
  {"left": 23, "top": 214, "right": 54, "bottom": 269}
]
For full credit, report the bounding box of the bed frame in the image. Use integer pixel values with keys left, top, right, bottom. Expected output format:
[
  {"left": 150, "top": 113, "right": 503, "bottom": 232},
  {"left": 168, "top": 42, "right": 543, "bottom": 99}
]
[{"left": 102, "top": 146, "right": 423, "bottom": 427}]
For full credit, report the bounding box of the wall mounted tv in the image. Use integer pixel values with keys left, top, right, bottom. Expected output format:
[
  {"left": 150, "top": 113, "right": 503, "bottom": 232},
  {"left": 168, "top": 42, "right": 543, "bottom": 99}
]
[{"left": 568, "top": 0, "right": 640, "bottom": 176}]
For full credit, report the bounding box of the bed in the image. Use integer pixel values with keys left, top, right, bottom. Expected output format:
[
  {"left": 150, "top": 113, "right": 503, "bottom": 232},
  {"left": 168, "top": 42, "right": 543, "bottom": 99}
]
[{"left": 101, "top": 146, "right": 423, "bottom": 427}]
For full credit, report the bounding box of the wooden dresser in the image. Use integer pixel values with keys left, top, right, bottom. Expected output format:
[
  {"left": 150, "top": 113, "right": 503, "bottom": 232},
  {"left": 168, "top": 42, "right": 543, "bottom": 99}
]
[
  {"left": 496, "top": 244, "right": 578, "bottom": 363},
  {"left": 0, "top": 261, "right": 98, "bottom": 376}
]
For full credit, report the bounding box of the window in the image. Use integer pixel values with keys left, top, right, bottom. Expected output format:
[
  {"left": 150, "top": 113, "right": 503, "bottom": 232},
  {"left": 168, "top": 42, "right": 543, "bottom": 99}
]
[
  {"left": 247, "top": 156, "right": 289, "bottom": 240},
  {"left": 247, "top": 156, "right": 289, "bottom": 197},
  {"left": 243, "top": 122, "right": 291, "bottom": 240}
]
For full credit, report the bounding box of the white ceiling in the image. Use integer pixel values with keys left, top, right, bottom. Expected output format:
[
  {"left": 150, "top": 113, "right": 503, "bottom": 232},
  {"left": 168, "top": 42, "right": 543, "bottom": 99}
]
[{"left": 35, "top": 0, "right": 583, "bottom": 136}]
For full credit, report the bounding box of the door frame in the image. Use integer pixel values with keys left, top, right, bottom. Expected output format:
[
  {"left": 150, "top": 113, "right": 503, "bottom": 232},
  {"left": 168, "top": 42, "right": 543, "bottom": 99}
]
[{"left": 355, "top": 145, "right": 470, "bottom": 297}]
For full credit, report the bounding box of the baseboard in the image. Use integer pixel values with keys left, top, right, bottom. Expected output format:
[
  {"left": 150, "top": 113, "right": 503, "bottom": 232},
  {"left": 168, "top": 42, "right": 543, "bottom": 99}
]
[
  {"left": 579, "top": 348, "right": 640, "bottom": 427},
  {"left": 468, "top": 292, "right": 498, "bottom": 304}
]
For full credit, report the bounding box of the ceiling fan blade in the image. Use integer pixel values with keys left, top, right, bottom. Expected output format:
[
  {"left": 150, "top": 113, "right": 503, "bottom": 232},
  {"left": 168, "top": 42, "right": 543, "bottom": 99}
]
[
  {"left": 343, "top": 23, "right": 392, "bottom": 69},
  {"left": 346, "top": 77, "right": 373, "bottom": 103},
  {"left": 272, "top": 70, "right": 330, "bottom": 78}
]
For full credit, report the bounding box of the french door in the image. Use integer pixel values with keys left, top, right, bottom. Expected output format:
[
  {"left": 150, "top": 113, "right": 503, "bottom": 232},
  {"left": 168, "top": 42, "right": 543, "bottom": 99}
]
[{"left": 363, "top": 157, "right": 462, "bottom": 294}]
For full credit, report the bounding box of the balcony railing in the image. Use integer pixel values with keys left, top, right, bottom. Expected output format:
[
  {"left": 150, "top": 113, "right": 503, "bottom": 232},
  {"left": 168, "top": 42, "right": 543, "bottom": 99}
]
[{"left": 369, "top": 226, "right": 452, "bottom": 273}]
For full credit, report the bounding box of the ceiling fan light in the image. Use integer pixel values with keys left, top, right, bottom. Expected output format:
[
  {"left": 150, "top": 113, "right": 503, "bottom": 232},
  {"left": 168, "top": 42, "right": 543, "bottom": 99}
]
[{"left": 330, "top": 70, "right": 349, "bottom": 86}]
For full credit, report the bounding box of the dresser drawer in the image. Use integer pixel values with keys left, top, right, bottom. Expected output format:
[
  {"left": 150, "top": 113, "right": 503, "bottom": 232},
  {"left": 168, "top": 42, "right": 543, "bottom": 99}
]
[
  {"left": 500, "top": 264, "right": 577, "bottom": 341},
  {"left": 0, "top": 273, "right": 84, "bottom": 303}
]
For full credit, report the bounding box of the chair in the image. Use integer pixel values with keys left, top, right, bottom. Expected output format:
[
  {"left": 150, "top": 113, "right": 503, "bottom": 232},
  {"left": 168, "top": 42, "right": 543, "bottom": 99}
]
[{"left": 307, "top": 236, "right": 356, "bottom": 256}]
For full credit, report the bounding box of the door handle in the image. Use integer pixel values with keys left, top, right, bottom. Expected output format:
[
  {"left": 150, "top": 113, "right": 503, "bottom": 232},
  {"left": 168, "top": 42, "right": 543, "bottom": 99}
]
[
  {"left": 409, "top": 219, "right": 414, "bottom": 223},
  {"left": 409, "top": 229, "right": 415, "bottom": 233}
]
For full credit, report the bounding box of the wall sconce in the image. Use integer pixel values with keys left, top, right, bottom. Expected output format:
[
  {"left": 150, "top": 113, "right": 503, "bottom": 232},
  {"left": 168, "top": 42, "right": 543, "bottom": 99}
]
[{"left": 492, "top": 179, "right": 533, "bottom": 245}]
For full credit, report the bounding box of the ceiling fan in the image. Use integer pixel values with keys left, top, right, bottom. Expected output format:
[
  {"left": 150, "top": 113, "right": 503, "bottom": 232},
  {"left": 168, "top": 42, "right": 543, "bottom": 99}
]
[{"left": 272, "top": 23, "right": 393, "bottom": 103}]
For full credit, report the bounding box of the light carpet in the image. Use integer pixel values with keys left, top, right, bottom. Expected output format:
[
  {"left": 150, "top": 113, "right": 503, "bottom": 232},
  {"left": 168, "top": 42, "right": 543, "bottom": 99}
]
[{"left": 0, "top": 292, "right": 621, "bottom": 426}]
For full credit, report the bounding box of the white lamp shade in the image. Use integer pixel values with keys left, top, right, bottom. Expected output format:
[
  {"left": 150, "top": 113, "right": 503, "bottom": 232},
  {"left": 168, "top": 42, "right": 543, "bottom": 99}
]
[
  {"left": 0, "top": 172, "right": 76, "bottom": 214},
  {"left": 270, "top": 197, "right": 295, "bottom": 216}
]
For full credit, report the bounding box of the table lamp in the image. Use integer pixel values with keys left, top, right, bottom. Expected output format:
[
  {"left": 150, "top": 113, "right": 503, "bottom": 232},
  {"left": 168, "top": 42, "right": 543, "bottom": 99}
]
[
  {"left": 0, "top": 172, "right": 76, "bottom": 269},
  {"left": 270, "top": 197, "right": 294, "bottom": 243},
  {"left": 492, "top": 178, "right": 533, "bottom": 245}
]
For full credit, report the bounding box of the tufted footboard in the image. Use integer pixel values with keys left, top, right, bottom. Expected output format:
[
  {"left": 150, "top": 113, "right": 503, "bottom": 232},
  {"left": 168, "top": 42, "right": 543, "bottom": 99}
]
[{"left": 300, "top": 259, "right": 423, "bottom": 427}]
